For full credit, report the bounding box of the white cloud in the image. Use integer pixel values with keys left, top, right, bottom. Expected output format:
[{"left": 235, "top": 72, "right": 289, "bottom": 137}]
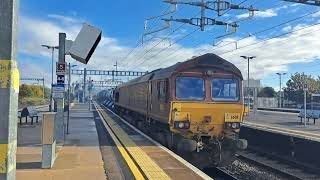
[
  {"left": 47, "top": 14, "right": 84, "bottom": 24},
  {"left": 18, "top": 14, "right": 320, "bottom": 88},
  {"left": 311, "top": 11, "right": 320, "bottom": 18},
  {"left": 19, "top": 15, "right": 80, "bottom": 58},
  {"left": 282, "top": 25, "right": 292, "bottom": 32},
  {"left": 237, "top": 9, "right": 277, "bottom": 19}
]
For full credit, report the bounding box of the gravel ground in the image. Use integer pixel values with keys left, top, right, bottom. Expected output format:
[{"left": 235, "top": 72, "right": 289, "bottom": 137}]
[{"left": 226, "top": 159, "right": 290, "bottom": 180}]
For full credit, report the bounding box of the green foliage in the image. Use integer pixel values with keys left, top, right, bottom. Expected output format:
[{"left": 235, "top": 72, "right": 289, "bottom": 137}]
[
  {"left": 258, "top": 87, "right": 276, "bottom": 97},
  {"left": 19, "top": 84, "right": 50, "bottom": 98},
  {"left": 283, "top": 73, "right": 320, "bottom": 104},
  {"left": 18, "top": 84, "right": 50, "bottom": 107},
  {"left": 19, "top": 84, "right": 33, "bottom": 97}
]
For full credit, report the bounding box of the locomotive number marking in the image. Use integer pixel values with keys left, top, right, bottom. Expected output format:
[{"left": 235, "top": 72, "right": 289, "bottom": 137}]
[{"left": 225, "top": 113, "right": 240, "bottom": 122}]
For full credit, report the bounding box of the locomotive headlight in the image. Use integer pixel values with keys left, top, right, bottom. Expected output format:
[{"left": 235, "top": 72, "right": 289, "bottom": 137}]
[
  {"left": 231, "top": 122, "right": 240, "bottom": 129},
  {"left": 225, "top": 122, "right": 240, "bottom": 129},
  {"left": 174, "top": 121, "right": 190, "bottom": 129},
  {"left": 178, "top": 122, "right": 184, "bottom": 128}
]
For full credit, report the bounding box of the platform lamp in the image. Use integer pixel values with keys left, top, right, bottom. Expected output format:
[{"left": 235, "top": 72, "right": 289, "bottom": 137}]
[
  {"left": 240, "top": 55, "right": 256, "bottom": 112},
  {"left": 42, "top": 44, "right": 59, "bottom": 112},
  {"left": 276, "top": 72, "right": 287, "bottom": 108}
]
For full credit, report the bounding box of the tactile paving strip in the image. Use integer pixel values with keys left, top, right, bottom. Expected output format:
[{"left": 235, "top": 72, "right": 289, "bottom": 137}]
[{"left": 97, "top": 104, "right": 171, "bottom": 180}]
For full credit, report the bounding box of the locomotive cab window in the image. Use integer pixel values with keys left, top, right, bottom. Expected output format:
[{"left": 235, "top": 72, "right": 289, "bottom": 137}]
[
  {"left": 212, "top": 78, "right": 239, "bottom": 101},
  {"left": 176, "top": 77, "right": 204, "bottom": 100}
]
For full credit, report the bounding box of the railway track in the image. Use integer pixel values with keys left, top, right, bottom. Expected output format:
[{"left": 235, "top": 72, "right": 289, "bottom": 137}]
[
  {"left": 237, "top": 149, "right": 320, "bottom": 180},
  {"left": 203, "top": 167, "right": 240, "bottom": 180}
]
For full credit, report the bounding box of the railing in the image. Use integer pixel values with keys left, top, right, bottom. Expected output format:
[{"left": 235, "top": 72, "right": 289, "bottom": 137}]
[{"left": 257, "top": 107, "right": 300, "bottom": 113}]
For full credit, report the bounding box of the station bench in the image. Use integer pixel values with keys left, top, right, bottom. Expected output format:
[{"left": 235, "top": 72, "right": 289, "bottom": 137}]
[
  {"left": 298, "top": 115, "right": 318, "bottom": 124},
  {"left": 18, "top": 106, "right": 39, "bottom": 125}
]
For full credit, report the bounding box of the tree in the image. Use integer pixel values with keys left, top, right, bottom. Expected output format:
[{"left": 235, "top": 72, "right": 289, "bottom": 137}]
[
  {"left": 258, "top": 87, "right": 276, "bottom": 97},
  {"left": 19, "top": 84, "right": 33, "bottom": 98},
  {"left": 19, "top": 84, "right": 50, "bottom": 99},
  {"left": 283, "top": 73, "right": 320, "bottom": 104}
]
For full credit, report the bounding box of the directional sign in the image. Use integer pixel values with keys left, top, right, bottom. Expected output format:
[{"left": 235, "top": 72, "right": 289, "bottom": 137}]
[
  {"left": 52, "top": 92, "right": 64, "bottom": 99},
  {"left": 52, "top": 84, "right": 65, "bottom": 92},
  {"left": 57, "top": 75, "right": 65, "bottom": 85},
  {"left": 52, "top": 84, "right": 65, "bottom": 99},
  {"left": 56, "top": 62, "right": 66, "bottom": 75}
]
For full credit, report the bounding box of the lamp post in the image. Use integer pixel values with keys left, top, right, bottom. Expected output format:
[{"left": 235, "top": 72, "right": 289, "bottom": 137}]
[
  {"left": 240, "top": 56, "right": 256, "bottom": 112},
  {"left": 42, "top": 45, "right": 59, "bottom": 111},
  {"left": 276, "top": 72, "right": 287, "bottom": 108},
  {"left": 113, "top": 61, "right": 118, "bottom": 82}
]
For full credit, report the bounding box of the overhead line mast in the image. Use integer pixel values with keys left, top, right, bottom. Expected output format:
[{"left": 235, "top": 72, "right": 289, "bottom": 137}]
[
  {"left": 163, "top": 0, "right": 256, "bottom": 31},
  {"left": 142, "top": 0, "right": 257, "bottom": 44}
]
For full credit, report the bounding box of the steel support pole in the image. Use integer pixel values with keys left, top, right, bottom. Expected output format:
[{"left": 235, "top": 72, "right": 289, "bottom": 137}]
[
  {"left": 42, "top": 78, "right": 45, "bottom": 101},
  {"left": 67, "top": 63, "right": 71, "bottom": 134},
  {"left": 0, "top": 0, "right": 19, "bottom": 179},
  {"left": 304, "top": 90, "right": 307, "bottom": 126},
  {"left": 49, "top": 48, "right": 54, "bottom": 112},
  {"left": 279, "top": 75, "right": 282, "bottom": 108},
  {"left": 200, "top": 0, "right": 205, "bottom": 31},
  {"left": 247, "top": 58, "right": 250, "bottom": 114},
  {"left": 253, "top": 88, "right": 258, "bottom": 114},
  {"left": 83, "top": 68, "right": 87, "bottom": 103},
  {"left": 55, "top": 33, "right": 66, "bottom": 143}
]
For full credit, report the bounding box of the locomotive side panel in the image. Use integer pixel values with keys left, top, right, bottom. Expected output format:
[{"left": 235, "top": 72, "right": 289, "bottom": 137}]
[
  {"left": 117, "top": 82, "right": 149, "bottom": 116},
  {"left": 149, "top": 79, "right": 171, "bottom": 124}
]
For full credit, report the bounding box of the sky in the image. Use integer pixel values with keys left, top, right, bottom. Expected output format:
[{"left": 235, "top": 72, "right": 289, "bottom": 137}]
[{"left": 18, "top": 0, "right": 320, "bottom": 91}]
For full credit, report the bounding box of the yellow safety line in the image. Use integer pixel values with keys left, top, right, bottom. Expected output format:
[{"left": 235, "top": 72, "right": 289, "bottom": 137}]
[
  {"left": 94, "top": 103, "right": 145, "bottom": 180},
  {"left": 95, "top": 103, "right": 171, "bottom": 180}
]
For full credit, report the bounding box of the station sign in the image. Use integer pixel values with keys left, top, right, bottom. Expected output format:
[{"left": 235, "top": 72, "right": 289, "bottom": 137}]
[
  {"left": 57, "top": 75, "right": 65, "bottom": 85},
  {"left": 52, "top": 84, "right": 65, "bottom": 99},
  {"left": 52, "top": 84, "right": 65, "bottom": 92},
  {"left": 52, "top": 92, "right": 64, "bottom": 99},
  {"left": 56, "top": 62, "right": 66, "bottom": 75}
]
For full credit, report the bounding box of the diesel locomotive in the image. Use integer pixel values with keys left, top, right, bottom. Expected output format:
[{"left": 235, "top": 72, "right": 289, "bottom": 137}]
[{"left": 113, "top": 53, "right": 247, "bottom": 167}]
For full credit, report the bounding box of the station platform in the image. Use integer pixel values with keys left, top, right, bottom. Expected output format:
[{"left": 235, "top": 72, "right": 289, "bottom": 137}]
[
  {"left": 244, "top": 110, "right": 320, "bottom": 142},
  {"left": 16, "top": 103, "right": 106, "bottom": 180},
  {"left": 94, "top": 102, "right": 211, "bottom": 180}
]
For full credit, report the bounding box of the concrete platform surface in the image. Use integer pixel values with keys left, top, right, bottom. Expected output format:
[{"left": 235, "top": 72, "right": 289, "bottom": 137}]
[
  {"left": 244, "top": 110, "right": 320, "bottom": 141},
  {"left": 16, "top": 103, "right": 106, "bottom": 180}
]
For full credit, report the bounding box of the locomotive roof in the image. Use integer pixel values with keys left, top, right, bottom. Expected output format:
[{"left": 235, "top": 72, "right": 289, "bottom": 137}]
[{"left": 118, "top": 53, "right": 242, "bottom": 88}]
